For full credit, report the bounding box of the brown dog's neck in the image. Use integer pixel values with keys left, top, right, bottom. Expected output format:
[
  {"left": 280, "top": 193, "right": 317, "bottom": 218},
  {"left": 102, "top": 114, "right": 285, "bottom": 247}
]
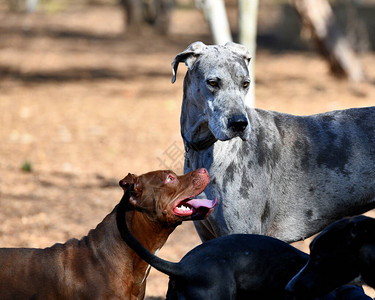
[
  {"left": 78, "top": 206, "right": 174, "bottom": 261},
  {"left": 80, "top": 208, "right": 174, "bottom": 298},
  {"left": 126, "top": 210, "right": 175, "bottom": 253},
  {"left": 123, "top": 209, "right": 176, "bottom": 298}
]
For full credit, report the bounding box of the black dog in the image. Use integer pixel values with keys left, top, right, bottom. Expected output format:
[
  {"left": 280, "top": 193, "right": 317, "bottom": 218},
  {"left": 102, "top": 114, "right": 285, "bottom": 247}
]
[
  {"left": 118, "top": 186, "right": 370, "bottom": 299},
  {"left": 287, "top": 215, "right": 375, "bottom": 299}
]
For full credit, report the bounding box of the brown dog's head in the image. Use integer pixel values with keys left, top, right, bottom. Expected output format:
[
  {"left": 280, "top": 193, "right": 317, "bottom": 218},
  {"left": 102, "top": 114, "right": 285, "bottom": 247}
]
[{"left": 119, "top": 168, "right": 216, "bottom": 226}]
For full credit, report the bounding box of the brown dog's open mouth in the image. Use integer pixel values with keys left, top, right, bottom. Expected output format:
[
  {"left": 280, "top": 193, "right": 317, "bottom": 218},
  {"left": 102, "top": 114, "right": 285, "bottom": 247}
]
[{"left": 173, "top": 198, "right": 217, "bottom": 218}]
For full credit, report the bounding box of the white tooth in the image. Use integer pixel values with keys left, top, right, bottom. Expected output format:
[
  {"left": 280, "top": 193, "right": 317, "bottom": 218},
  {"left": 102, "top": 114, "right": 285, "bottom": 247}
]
[{"left": 179, "top": 205, "right": 191, "bottom": 211}]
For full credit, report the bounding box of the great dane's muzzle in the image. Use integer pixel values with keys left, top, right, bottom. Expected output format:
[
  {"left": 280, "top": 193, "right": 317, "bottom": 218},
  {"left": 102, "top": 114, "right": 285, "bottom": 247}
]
[{"left": 227, "top": 114, "right": 249, "bottom": 133}]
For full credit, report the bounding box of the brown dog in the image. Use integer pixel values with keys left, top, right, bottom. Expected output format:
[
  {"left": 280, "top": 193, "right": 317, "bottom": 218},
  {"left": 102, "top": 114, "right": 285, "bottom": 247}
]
[{"left": 0, "top": 168, "right": 215, "bottom": 300}]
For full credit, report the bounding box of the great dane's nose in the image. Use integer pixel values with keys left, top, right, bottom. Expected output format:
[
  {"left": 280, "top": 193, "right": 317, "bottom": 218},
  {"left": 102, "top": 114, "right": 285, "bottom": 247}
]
[{"left": 228, "top": 115, "right": 248, "bottom": 133}]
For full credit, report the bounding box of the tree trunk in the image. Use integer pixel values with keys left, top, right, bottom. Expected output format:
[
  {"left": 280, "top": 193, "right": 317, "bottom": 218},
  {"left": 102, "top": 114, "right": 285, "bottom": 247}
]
[
  {"left": 238, "top": 0, "right": 259, "bottom": 107},
  {"left": 196, "top": 0, "right": 232, "bottom": 45},
  {"left": 292, "top": 0, "right": 366, "bottom": 82},
  {"left": 120, "top": 0, "right": 143, "bottom": 33},
  {"left": 120, "top": 0, "right": 174, "bottom": 35}
]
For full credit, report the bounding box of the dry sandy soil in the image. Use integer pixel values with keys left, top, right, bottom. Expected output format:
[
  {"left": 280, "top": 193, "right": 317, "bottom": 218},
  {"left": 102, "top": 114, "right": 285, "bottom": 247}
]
[{"left": 1, "top": 2, "right": 375, "bottom": 298}]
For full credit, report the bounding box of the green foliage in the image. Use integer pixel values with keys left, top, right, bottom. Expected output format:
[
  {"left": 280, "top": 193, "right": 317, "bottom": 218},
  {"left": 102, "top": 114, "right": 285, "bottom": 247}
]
[{"left": 21, "top": 161, "right": 33, "bottom": 173}]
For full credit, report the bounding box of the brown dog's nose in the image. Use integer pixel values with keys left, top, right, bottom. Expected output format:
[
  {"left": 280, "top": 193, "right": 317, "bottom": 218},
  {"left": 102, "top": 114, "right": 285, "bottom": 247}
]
[
  {"left": 196, "top": 168, "right": 208, "bottom": 175},
  {"left": 192, "top": 168, "right": 210, "bottom": 187}
]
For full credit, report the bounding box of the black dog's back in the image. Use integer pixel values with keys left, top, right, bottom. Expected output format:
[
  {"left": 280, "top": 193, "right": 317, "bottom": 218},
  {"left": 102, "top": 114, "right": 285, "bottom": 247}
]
[{"left": 167, "top": 234, "right": 308, "bottom": 299}]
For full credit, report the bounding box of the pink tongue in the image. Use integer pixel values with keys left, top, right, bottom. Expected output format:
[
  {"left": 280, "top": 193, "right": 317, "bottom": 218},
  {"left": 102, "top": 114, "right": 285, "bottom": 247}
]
[{"left": 185, "top": 198, "right": 217, "bottom": 209}]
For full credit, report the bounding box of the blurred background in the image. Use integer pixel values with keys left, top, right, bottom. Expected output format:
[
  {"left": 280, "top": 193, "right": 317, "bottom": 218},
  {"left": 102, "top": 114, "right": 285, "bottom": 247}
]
[{"left": 0, "top": 0, "right": 374, "bottom": 298}]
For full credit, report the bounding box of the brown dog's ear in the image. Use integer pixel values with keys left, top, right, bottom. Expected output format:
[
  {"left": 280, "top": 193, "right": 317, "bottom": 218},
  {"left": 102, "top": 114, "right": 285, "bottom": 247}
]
[
  {"left": 119, "top": 173, "right": 143, "bottom": 207},
  {"left": 119, "top": 173, "right": 137, "bottom": 191}
]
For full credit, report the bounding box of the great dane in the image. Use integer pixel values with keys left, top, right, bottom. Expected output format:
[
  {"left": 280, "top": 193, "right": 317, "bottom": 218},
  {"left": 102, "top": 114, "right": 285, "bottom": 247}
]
[{"left": 172, "top": 41, "right": 375, "bottom": 243}]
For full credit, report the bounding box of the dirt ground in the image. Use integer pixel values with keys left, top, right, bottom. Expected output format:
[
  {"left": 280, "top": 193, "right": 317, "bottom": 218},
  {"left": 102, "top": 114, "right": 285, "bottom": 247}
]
[{"left": 1, "top": 3, "right": 375, "bottom": 299}]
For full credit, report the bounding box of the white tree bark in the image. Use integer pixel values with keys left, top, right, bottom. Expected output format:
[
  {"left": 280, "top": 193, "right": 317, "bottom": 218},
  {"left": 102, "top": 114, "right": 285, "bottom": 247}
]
[
  {"left": 238, "top": 0, "right": 259, "bottom": 107},
  {"left": 196, "top": 0, "right": 232, "bottom": 45},
  {"left": 26, "top": 0, "right": 38, "bottom": 12}
]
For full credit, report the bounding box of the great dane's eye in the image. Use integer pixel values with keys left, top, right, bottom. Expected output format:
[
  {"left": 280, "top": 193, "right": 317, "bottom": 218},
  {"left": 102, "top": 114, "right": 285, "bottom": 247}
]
[
  {"left": 207, "top": 80, "right": 218, "bottom": 88},
  {"left": 243, "top": 81, "right": 250, "bottom": 88}
]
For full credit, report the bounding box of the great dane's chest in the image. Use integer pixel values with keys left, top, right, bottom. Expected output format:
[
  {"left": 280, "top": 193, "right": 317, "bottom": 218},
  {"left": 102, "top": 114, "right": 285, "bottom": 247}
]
[
  {"left": 185, "top": 139, "right": 270, "bottom": 194},
  {"left": 185, "top": 139, "right": 272, "bottom": 232},
  {"left": 186, "top": 140, "right": 244, "bottom": 195}
]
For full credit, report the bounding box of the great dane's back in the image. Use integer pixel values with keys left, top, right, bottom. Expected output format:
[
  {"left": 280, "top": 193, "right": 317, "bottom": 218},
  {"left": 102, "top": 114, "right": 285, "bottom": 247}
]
[{"left": 173, "top": 41, "right": 375, "bottom": 243}]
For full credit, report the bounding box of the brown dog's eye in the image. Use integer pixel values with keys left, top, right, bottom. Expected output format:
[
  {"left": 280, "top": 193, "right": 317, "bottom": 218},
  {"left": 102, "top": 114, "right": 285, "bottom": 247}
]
[{"left": 166, "top": 175, "right": 175, "bottom": 183}]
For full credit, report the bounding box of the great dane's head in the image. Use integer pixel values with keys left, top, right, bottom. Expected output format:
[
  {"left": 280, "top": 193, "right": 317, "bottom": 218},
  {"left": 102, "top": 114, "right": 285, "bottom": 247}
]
[{"left": 172, "top": 41, "right": 251, "bottom": 143}]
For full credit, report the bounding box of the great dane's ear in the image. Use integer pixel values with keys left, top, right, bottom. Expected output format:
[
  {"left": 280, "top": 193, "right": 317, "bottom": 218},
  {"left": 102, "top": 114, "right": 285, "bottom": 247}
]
[
  {"left": 171, "top": 41, "right": 207, "bottom": 84},
  {"left": 119, "top": 173, "right": 143, "bottom": 207},
  {"left": 224, "top": 42, "right": 251, "bottom": 66}
]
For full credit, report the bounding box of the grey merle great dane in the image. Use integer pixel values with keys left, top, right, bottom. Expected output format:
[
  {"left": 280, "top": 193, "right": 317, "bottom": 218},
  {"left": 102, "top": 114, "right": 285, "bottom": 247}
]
[{"left": 172, "top": 41, "right": 375, "bottom": 243}]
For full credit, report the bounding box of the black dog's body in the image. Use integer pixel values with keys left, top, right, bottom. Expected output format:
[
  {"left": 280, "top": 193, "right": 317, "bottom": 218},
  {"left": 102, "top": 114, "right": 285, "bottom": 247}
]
[
  {"left": 126, "top": 232, "right": 308, "bottom": 299},
  {"left": 287, "top": 215, "right": 375, "bottom": 298},
  {"left": 119, "top": 188, "right": 370, "bottom": 299},
  {"left": 163, "top": 234, "right": 307, "bottom": 299}
]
